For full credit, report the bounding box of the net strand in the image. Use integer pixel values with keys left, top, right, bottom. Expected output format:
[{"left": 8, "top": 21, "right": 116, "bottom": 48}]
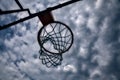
[
  {"left": 39, "top": 49, "right": 63, "bottom": 67},
  {"left": 38, "top": 22, "right": 73, "bottom": 67}
]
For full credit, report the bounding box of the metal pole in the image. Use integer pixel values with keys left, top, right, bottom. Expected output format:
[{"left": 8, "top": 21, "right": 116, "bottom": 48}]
[
  {"left": 0, "top": 0, "right": 81, "bottom": 30},
  {"left": 15, "top": 0, "right": 24, "bottom": 10},
  {"left": 15, "top": 0, "right": 31, "bottom": 14},
  {"left": 0, "top": 9, "right": 30, "bottom": 15},
  {"left": 47, "top": 0, "right": 82, "bottom": 11}
]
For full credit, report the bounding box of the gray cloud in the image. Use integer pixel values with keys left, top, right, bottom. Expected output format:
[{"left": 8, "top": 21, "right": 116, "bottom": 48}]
[{"left": 0, "top": 0, "right": 120, "bottom": 80}]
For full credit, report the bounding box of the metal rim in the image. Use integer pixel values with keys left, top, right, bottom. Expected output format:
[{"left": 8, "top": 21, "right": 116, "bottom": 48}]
[{"left": 37, "top": 21, "right": 74, "bottom": 54}]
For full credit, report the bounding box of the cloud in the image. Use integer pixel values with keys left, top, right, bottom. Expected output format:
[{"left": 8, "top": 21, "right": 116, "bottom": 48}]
[
  {"left": 0, "top": 0, "right": 19, "bottom": 10},
  {"left": 0, "top": 0, "right": 120, "bottom": 80}
]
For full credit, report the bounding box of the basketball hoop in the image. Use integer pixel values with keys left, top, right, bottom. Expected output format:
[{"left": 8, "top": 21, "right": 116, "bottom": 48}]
[
  {"left": 0, "top": 0, "right": 81, "bottom": 67},
  {"left": 37, "top": 12, "right": 74, "bottom": 67}
]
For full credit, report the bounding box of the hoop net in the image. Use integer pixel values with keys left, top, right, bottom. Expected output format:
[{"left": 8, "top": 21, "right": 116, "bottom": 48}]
[
  {"left": 38, "top": 21, "right": 73, "bottom": 67},
  {"left": 39, "top": 49, "right": 63, "bottom": 67}
]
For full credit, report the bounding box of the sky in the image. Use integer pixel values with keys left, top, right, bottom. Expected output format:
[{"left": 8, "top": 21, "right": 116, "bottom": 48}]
[{"left": 0, "top": 0, "right": 120, "bottom": 80}]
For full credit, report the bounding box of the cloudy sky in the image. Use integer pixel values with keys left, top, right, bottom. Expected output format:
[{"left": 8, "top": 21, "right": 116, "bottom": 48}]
[{"left": 0, "top": 0, "right": 120, "bottom": 80}]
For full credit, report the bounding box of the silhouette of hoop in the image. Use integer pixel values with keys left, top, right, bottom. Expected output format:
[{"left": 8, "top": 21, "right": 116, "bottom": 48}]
[
  {"left": 37, "top": 21, "right": 73, "bottom": 67},
  {"left": 37, "top": 21, "right": 74, "bottom": 54}
]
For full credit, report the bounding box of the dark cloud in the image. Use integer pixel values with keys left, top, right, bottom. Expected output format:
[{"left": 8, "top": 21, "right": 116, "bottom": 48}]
[{"left": 0, "top": 0, "right": 120, "bottom": 80}]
